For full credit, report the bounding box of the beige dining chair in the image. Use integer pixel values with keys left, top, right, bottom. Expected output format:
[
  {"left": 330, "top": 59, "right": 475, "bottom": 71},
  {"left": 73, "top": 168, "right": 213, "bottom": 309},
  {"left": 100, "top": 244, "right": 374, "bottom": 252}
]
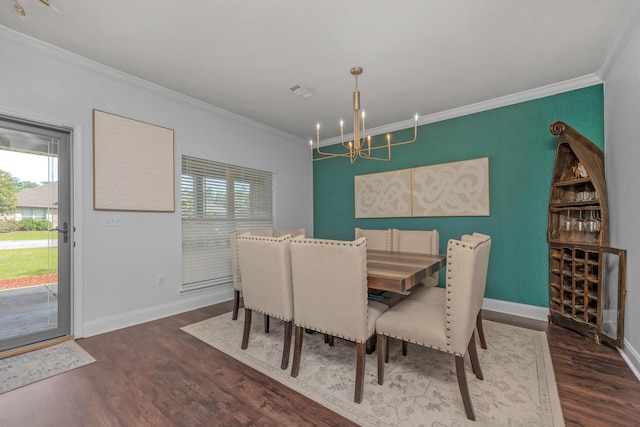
[
  {"left": 392, "top": 228, "right": 440, "bottom": 287},
  {"left": 229, "top": 229, "right": 275, "bottom": 321},
  {"left": 289, "top": 236, "right": 389, "bottom": 403},
  {"left": 407, "top": 232, "right": 492, "bottom": 350},
  {"left": 237, "top": 234, "right": 294, "bottom": 370},
  {"left": 355, "top": 228, "right": 392, "bottom": 251},
  {"left": 375, "top": 236, "right": 492, "bottom": 420}
]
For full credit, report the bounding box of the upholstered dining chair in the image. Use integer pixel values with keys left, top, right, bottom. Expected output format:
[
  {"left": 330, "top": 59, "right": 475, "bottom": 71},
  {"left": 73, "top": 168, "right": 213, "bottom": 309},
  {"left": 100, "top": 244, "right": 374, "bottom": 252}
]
[
  {"left": 355, "top": 228, "right": 392, "bottom": 251},
  {"left": 229, "top": 229, "right": 274, "bottom": 321},
  {"left": 289, "top": 236, "right": 389, "bottom": 403},
  {"left": 375, "top": 236, "right": 492, "bottom": 420},
  {"left": 237, "top": 234, "right": 294, "bottom": 370},
  {"left": 408, "top": 232, "right": 491, "bottom": 350},
  {"left": 392, "top": 228, "right": 440, "bottom": 287}
]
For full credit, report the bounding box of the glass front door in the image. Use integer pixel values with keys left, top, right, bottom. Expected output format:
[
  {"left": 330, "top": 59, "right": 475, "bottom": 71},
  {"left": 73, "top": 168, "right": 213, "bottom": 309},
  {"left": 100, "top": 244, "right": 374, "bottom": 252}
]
[{"left": 0, "top": 116, "right": 71, "bottom": 352}]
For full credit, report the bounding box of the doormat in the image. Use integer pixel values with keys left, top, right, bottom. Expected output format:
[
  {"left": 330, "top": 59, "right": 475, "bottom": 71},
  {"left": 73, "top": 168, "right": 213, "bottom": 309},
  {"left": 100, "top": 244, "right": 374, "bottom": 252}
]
[{"left": 0, "top": 340, "right": 95, "bottom": 394}]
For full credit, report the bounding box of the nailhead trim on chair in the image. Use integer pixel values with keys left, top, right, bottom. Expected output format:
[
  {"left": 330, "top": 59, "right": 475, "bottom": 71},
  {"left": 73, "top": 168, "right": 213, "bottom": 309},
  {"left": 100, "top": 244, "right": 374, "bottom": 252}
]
[
  {"left": 380, "top": 333, "right": 464, "bottom": 357},
  {"left": 243, "top": 308, "right": 291, "bottom": 322},
  {"left": 293, "top": 238, "right": 366, "bottom": 247},
  {"left": 445, "top": 240, "right": 477, "bottom": 347}
]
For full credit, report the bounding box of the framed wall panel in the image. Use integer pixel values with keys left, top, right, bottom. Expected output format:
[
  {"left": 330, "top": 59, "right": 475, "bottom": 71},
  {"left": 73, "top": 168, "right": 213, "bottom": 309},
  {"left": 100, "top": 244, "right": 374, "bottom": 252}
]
[
  {"left": 93, "top": 110, "right": 175, "bottom": 212},
  {"left": 412, "top": 157, "right": 489, "bottom": 217},
  {"left": 354, "top": 157, "right": 490, "bottom": 219},
  {"left": 354, "top": 169, "right": 412, "bottom": 218}
]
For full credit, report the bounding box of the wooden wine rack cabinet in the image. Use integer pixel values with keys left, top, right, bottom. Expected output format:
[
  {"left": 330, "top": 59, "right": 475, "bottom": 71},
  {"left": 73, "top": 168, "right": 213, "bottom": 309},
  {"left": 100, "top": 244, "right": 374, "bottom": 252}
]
[{"left": 547, "top": 121, "right": 626, "bottom": 348}]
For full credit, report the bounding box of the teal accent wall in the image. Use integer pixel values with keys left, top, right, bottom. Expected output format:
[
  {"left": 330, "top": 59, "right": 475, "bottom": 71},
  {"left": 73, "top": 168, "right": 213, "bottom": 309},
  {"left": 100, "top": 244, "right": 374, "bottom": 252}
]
[{"left": 312, "top": 85, "right": 604, "bottom": 307}]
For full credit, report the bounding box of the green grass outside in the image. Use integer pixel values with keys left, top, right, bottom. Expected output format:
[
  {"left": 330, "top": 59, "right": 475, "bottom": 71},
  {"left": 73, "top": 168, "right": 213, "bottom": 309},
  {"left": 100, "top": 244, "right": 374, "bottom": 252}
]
[
  {"left": 0, "top": 231, "right": 54, "bottom": 241},
  {"left": 0, "top": 247, "right": 58, "bottom": 279}
]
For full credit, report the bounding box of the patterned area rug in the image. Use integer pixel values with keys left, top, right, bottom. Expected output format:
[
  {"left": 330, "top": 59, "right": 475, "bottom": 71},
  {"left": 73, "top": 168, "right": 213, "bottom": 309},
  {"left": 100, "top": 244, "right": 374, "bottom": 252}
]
[
  {"left": 182, "top": 312, "right": 564, "bottom": 427},
  {"left": 0, "top": 340, "right": 95, "bottom": 394}
]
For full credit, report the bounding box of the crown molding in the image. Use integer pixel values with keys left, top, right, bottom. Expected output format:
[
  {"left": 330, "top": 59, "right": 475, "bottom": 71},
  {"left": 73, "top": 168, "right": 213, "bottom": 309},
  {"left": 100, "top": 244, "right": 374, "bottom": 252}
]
[
  {"left": 0, "top": 25, "right": 305, "bottom": 146},
  {"left": 320, "top": 74, "right": 603, "bottom": 146},
  {"left": 596, "top": 0, "right": 640, "bottom": 80},
  {"left": 0, "top": 25, "right": 605, "bottom": 149}
]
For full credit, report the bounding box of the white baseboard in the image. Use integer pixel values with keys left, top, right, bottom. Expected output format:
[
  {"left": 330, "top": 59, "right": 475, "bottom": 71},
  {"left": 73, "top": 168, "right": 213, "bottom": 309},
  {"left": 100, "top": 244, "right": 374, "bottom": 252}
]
[
  {"left": 482, "top": 297, "right": 549, "bottom": 322},
  {"left": 620, "top": 339, "right": 640, "bottom": 382},
  {"left": 82, "top": 286, "right": 233, "bottom": 338},
  {"left": 482, "top": 298, "right": 640, "bottom": 382}
]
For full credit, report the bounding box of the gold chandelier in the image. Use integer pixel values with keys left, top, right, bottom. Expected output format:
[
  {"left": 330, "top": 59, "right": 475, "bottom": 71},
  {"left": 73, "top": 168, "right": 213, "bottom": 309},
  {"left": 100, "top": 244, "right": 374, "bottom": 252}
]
[
  {"left": 13, "top": 0, "right": 52, "bottom": 17},
  {"left": 310, "top": 66, "right": 418, "bottom": 163}
]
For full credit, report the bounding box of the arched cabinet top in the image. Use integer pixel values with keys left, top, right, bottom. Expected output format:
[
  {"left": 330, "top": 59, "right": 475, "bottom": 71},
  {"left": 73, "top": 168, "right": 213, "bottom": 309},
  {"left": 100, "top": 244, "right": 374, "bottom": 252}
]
[{"left": 548, "top": 121, "right": 608, "bottom": 246}]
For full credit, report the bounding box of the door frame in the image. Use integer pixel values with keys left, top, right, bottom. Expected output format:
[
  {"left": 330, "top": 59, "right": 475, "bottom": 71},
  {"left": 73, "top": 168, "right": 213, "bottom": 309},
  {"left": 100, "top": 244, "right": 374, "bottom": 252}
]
[{"left": 0, "top": 107, "right": 84, "bottom": 339}]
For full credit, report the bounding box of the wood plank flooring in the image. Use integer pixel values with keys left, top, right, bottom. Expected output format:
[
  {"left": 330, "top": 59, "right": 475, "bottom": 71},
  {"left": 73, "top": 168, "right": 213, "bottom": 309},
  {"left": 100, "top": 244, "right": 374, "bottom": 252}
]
[{"left": 1, "top": 302, "right": 639, "bottom": 426}]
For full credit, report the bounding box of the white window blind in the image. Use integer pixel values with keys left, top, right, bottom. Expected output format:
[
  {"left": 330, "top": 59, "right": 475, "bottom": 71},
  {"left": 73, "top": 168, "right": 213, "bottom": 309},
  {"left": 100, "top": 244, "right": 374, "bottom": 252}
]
[{"left": 181, "top": 155, "right": 275, "bottom": 290}]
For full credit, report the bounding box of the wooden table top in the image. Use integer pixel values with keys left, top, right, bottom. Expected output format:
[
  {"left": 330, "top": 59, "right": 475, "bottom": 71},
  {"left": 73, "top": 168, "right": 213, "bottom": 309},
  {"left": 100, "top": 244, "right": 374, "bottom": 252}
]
[{"left": 367, "top": 249, "right": 446, "bottom": 293}]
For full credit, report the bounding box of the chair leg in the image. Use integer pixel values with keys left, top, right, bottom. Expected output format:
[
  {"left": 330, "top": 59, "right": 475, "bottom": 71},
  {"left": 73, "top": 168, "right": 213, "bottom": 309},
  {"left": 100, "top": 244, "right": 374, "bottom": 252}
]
[
  {"left": 291, "top": 325, "right": 304, "bottom": 377},
  {"left": 476, "top": 311, "right": 487, "bottom": 349},
  {"left": 385, "top": 336, "right": 389, "bottom": 363},
  {"left": 241, "top": 308, "right": 252, "bottom": 349},
  {"left": 455, "top": 355, "right": 475, "bottom": 421},
  {"left": 354, "top": 342, "right": 366, "bottom": 403},
  {"left": 232, "top": 290, "right": 240, "bottom": 320},
  {"left": 264, "top": 314, "right": 270, "bottom": 333},
  {"left": 468, "top": 331, "right": 484, "bottom": 380},
  {"left": 281, "top": 320, "right": 293, "bottom": 370},
  {"left": 323, "top": 333, "right": 335, "bottom": 346},
  {"left": 402, "top": 340, "right": 408, "bottom": 356},
  {"left": 377, "top": 333, "right": 386, "bottom": 385}
]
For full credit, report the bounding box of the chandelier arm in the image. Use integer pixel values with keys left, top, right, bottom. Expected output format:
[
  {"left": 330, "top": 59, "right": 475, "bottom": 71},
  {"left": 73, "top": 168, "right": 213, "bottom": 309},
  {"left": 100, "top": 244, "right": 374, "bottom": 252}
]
[
  {"left": 313, "top": 150, "right": 352, "bottom": 158},
  {"left": 368, "top": 127, "right": 418, "bottom": 151}
]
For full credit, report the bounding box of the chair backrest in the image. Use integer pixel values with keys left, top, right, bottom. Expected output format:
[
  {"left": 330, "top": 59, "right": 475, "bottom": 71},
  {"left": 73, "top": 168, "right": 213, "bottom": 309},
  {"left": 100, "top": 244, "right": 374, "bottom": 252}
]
[
  {"left": 392, "top": 228, "right": 439, "bottom": 285},
  {"left": 290, "top": 236, "right": 370, "bottom": 342},
  {"left": 230, "top": 229, "right": 275, "bottom": 291},
  {"left": 461, "top": 232, "right": 490, "bottom": 245},
  {"left": 355, "top": 228, "right": 392, "bottom": 251},
  {"left": 236, "top": 234, "right": 294, "bottom": 321},
  {"left": 445, "top": 236, "right": 492, "bottom": 354},
  {"left": 275, "top": 228, "right": 305, "bottom": 238}
]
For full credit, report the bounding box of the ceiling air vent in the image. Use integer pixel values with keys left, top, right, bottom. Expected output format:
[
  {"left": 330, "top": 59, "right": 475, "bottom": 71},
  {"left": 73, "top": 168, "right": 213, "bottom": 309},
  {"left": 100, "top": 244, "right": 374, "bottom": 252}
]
[{"left": 288, "top": 84, "right": 315, "bottom": 99}]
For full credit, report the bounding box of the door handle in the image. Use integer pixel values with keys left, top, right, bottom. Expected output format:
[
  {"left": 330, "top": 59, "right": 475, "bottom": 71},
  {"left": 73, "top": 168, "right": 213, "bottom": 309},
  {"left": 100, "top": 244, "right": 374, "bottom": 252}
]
[{"left": 50, "top": 222, "right": 69, "bottom": 243}]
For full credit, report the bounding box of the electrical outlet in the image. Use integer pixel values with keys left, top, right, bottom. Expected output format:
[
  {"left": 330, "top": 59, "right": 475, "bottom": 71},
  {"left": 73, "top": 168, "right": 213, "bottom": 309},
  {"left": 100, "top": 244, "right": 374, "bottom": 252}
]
[
  {"left": 102, "top": 215, "right": 122, "bottom": 227},
  {"left": 156, "top": 274, "right": 165, "bottom": 286}
]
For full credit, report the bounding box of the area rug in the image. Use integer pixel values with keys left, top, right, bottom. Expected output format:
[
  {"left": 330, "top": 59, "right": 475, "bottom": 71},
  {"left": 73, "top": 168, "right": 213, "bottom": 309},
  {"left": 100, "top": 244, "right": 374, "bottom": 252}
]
[
  {"left": 0, "top": 340, "right": 95, "bottom": 394},
  {"left": 182, "top": 312, "right": 564, "bottom": 427}
]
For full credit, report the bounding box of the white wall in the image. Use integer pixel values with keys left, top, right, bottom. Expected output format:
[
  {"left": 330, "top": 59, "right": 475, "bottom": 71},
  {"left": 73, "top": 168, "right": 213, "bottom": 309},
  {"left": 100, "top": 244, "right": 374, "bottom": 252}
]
[
  {"left": 0, "top": 27, "right": 313, "bottom": 337},
  {"left": 603, "top": 7, "right": 640, "bottom": 377}
]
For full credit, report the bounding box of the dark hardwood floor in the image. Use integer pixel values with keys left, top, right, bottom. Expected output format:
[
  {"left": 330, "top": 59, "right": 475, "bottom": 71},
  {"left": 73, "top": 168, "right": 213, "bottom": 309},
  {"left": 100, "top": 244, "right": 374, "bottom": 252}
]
[{"left": 1, "top": 302, "right": 639, "bottom": 426}]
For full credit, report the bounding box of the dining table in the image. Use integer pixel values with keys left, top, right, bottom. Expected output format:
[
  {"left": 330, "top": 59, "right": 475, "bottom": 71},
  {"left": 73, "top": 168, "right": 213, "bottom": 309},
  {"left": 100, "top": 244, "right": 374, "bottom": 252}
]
[{"left": 366, "top": 249, "right": 446, "bottom": 293}]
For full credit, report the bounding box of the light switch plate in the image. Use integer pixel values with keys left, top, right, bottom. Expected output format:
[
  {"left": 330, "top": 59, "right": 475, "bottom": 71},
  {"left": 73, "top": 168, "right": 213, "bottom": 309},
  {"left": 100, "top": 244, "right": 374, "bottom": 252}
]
[{"left": 102, "top": 215, "right": 122, "bottom": 227}]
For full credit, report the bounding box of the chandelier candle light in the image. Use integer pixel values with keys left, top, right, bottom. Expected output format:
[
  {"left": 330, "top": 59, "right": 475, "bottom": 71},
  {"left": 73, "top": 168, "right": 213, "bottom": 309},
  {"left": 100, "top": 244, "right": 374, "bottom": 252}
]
[{"left": 310, "top": 66, "right": 419, "bottom": 163}]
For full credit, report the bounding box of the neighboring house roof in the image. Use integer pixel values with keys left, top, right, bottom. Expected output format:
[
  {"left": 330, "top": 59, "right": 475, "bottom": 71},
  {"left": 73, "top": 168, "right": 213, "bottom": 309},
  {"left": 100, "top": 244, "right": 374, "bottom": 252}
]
[{"left": 16, "top": 182, "right": 58, "bottom": 208}]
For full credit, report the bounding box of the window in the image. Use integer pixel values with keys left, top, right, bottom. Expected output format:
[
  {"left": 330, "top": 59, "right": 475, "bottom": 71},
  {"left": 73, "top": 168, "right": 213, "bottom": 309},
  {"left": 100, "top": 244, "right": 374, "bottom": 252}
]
[{"left": 181, "top": 155, "right": 275, "bottom": 290}]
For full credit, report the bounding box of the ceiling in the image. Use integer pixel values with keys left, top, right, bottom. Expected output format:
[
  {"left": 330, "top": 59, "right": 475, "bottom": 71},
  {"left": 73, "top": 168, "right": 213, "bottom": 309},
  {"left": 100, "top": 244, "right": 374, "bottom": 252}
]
[{"left": 0, "top": 1, "right": 629, "bottom": 142}]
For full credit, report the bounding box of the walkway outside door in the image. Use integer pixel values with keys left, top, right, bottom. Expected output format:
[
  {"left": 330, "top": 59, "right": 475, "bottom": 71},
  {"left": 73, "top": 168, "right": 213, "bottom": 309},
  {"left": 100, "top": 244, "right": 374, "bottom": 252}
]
[{"left": 0, "top": 115, "right": 71, "bottom": 352}]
